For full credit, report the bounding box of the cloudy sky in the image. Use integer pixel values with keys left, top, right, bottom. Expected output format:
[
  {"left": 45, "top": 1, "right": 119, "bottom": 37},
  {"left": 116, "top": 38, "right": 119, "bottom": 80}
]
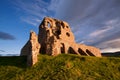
[{"left": 0, "top": 0, "right": 120, "bottom": 55}]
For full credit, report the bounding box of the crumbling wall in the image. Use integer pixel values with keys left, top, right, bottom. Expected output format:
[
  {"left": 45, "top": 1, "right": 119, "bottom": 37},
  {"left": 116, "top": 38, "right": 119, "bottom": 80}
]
[
  {"left": 21, "top": 31, "right": 40, "bottom": 66},
  {"left": 38, "top": 17, "right": 76, "bottom": 55},
  {"left": 38, "top": 17, "right": 101, "bottom": 57},
  {"left": 21, "top": 17, "right": 102, "bottom": 66}
]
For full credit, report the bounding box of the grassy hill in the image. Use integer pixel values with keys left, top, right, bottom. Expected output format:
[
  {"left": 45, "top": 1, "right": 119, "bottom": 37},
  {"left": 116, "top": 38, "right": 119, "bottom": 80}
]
[{"left": 0, "top": 54, "right": 120, "bottom": 80}]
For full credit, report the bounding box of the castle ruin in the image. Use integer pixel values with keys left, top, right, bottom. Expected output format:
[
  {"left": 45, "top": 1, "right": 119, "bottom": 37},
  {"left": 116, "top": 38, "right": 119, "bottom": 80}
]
[{"left": 20, "top": 17, "right": 101, "bottom": 66}]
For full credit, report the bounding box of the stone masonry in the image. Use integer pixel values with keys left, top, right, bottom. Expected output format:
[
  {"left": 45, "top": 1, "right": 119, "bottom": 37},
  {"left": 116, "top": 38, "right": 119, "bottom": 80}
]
[
  {"left": 21, "top": 17, "right": 102, "bottom": 66},
  {"left": 21, "top": 31, "right": 40, "bottom": 66}
]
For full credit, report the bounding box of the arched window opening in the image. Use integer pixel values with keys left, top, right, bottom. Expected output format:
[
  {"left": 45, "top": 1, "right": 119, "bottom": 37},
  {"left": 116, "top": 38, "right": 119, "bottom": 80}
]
[{"left": 47, "top": 22, "right": 51, "bottom": 28}]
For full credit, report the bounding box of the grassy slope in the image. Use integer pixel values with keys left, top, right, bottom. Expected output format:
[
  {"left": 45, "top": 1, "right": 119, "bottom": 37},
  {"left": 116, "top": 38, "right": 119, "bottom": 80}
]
[{"left": 0, "top": 54, "right": 120, "bottom": 80}]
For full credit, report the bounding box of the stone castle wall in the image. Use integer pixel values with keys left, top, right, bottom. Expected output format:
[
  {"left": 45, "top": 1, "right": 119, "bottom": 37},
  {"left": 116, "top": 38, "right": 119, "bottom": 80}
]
[{"left": 21, "top": 17, "right": 101, "bottom": 66}]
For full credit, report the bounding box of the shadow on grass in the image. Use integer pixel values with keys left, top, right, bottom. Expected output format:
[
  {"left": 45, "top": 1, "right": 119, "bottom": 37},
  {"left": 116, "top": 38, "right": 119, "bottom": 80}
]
[{"left": 0, "top": 56, "right": 27, "bottom": 68}]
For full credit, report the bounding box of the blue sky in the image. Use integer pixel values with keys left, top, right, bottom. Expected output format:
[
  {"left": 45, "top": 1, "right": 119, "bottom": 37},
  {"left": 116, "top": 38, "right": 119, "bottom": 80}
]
[{"left": 0, "top": 0, "right": 120, "bottom": 55}]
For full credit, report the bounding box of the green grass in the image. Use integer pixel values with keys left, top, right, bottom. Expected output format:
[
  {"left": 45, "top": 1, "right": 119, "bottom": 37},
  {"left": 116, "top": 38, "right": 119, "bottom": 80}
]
[{"left": 0, "top": 54, "right": 120, "bottom": 80}]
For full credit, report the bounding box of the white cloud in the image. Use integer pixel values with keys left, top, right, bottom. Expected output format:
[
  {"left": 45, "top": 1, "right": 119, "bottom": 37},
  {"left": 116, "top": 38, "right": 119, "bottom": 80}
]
[
  {"left": 86, "top": 19, "right": 118, "bottom": 37},
  {"left": 21, "top": 17, "right": 42, "bottom": 27},
  {"left": 102, "top": 38, "right": 120, "bottom": 48},
  {"left": 96, "top": 38, "right": 120, "bottom": 52},
  {"left": 13, "top": 0, "right": 56, "bottom": 26},
  {"left": 15, "top": 0, "right": 48, "bottom": 16},
  {"left": 101, "top": 48, "right": 120, "bottom": 53},
  {"left": 89, "top": 26, "right": 113, "bottom": 37},
  {"left": 78, "top": 18, "right": 120, "bottom": 46},
  {"left": 12, "top": 0, "right": 120, "bottom": 52}
]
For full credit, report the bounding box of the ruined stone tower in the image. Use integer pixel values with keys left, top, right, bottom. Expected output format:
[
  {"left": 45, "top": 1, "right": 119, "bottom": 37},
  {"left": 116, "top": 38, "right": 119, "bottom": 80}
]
[
  {"left": 38, "top": 17, "right": 75, "bottom": 55},
  {"left": 21, "top": 17, "right": 101, "bottom": 66}
]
